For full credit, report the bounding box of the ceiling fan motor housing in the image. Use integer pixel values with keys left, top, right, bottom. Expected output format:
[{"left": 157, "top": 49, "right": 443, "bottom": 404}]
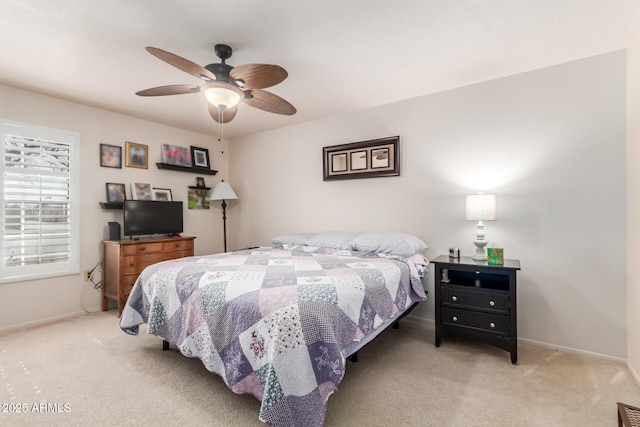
[{"left": 205, "top": 62, "right": 235, "bottom": 84}]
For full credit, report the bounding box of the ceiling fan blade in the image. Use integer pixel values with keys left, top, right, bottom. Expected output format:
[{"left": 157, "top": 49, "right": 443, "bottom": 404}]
[
  {"left": 136, "top": 84, "right": 200, "bottom": 96},
  {"left": 243, "top": 89, "right": 296, "bottom": 115},
  {"left": 208, "top": 104, "right": 238, "bottom": 123},
  {"left": 145, "top": 47, "right": 217, "bottom": 82},
  {"left": 230, "top": 64, "right": 288, "bottom": 90}
]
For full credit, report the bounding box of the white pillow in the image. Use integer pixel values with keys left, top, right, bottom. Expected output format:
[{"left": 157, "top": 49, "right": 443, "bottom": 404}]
[
  {"left": 349, "top": 232, "right": 427, "bottom": 257},
  {"left": 305, "top": 232, "right": 358, "bottom": 250},
  {"left": 271, "top": 233, "right": 316, "bottom": 246}
]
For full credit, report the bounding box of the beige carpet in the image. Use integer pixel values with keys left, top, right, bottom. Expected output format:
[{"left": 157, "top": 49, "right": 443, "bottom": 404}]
[{"left": 1, "top": 311, "right": 639, "bottom": 426}]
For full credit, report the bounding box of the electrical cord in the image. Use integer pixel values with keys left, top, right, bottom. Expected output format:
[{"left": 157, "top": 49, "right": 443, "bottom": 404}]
[{"left": 80, "top": 258, "right": 104, "bottom": 313}]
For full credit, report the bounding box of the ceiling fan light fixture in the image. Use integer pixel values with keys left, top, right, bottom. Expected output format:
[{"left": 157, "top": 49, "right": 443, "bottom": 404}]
[{"left": 203, "top": 82, "right": 243, "bottom": 109}]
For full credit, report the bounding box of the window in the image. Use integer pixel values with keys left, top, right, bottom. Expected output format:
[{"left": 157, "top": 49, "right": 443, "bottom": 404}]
[{"left": 1, "top": 119, "right": 79, "bottom": 284}]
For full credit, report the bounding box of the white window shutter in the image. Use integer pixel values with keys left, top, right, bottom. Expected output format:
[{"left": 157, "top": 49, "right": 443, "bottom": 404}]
[{"left": 1, "top": 120, "right": 79, "bottom": 284}]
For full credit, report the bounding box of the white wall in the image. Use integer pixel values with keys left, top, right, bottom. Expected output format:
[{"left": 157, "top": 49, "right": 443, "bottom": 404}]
[
  {"left": 627, "top": 42, "right": 640, "bottom": 377},
  {"left": 0, "top": 84, "right": 226, "bottom": 331},
  {"left": 230, "top": 51, "right": 628, "bottom": 359}
]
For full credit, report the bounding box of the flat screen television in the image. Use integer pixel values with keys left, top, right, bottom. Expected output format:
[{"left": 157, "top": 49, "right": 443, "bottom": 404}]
[{"left": 123, "top": 200, "right": 183, "bottom": 237}]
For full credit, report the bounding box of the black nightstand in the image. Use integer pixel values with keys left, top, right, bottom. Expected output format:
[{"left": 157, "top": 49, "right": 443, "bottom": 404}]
[{"left": 432, "top": 254, "right": 521, "bottom": 364}]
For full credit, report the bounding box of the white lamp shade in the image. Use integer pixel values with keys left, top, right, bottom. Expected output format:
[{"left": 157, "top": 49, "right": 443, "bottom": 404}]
[
  {"left": 210, "top": 181, "right": 238, "bottom": 201},
  {"left": 203, "top": 82, "right": 243, "bottom": 109},
  {"left": 465, "top": 194, "right": 496, "bottom": 221}
]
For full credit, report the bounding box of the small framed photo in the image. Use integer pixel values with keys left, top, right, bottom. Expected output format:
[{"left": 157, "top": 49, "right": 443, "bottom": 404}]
[
  {"left": 153, "top": 188, "right": 173, "bottom": 201},
  {"left": 106, "top": 183, "right": 126, "bottom": 202},
  {"left": 131, "top": 182, "right": 153, "bottom": 200},
  {"left": 196, "top": 177, "right": 206, "bottom": 188},
  {"left": 190, "top": 146, "right": 210, "bottom": 169},
  {"left": 100, "top": 144, "right": 122, "bottom": 168},
  {"left": 162, "top": 144, "right": 192, "bottom": 167},
  {"left": 125, "top": 141, "right": 148, "bottom": 169}
]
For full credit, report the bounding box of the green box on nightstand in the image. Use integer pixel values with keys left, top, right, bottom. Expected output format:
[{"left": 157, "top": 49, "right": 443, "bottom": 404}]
[{"left": 487, "top": 248, "right": 504, "bottom": 265}]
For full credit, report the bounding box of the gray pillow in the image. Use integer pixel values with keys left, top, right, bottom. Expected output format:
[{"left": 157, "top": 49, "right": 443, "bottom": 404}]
[
  {"left": 271, "top": 233, "right": 316, "bottom": 246},
  {"left": 305, "top": 232, "right": 358, "bottom": 249},
  {"left": 349, "top": 232, "right": 427, "bottom": 257}
]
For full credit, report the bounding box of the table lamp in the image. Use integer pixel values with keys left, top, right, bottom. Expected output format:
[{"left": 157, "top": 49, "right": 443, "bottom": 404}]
[{"left": 465, "top": 193, "right": 496, "bottom": 261}]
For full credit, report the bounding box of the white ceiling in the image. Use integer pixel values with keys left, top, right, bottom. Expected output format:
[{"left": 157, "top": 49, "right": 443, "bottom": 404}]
[{"left": 1, "top": 0, "right": 639, "bottom": 140}]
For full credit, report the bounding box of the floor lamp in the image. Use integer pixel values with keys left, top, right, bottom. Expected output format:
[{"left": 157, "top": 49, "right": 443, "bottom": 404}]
[{"left": 210, "top": 180, "right": 238, "bottom": 252}]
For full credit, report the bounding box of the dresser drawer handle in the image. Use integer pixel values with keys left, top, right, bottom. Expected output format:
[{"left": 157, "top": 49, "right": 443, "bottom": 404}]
[
  {"left": 489, "top": 300, "right": 495, "bottom": 307},
  {"left": 490, "top": 322, "right": 496, "bottom": 328},
  {"left": 129, "top": 263, "right": 135, "bottom": 267},
  {"left": 451, "top": 296, "right": 458, "bottom": 302},
  {"left": 452, "top": 316, "right": 458, "bottom": 322},
  {"left": 140, "top": 247, "right": 146, "bottom": 251}
]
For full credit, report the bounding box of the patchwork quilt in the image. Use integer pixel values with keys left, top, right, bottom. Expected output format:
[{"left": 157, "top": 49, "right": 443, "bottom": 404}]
[{"left": 120, "top": 246, "right": 427, "bottom": 426}]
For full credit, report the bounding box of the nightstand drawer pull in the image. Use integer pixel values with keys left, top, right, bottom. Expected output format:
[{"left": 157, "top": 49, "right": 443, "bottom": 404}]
[
  {"left": 452, "top": 316, "right": 458, "bottom": 322},
  {"left": 490, "top": 322, "right": 496, "bottom": 328},
  {"left": 451, "top": 296, "right": 458, "bottom": 302},
  {"left": 489, "top": 300, "right": 495, "bottom": 307}
]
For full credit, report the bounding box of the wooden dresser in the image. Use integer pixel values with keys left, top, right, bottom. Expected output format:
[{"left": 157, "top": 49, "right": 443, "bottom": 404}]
[{"left": 102, "top": 236, "right": 195, "bottom": 316}]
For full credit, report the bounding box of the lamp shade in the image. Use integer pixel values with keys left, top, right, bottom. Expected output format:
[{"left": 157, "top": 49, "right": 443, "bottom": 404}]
[
  {"left": 465, "top": 194, "right": 496, "bottom": 221},
  {"left": 203, "top": 82, "right": 243, "bottom": 109},
  {"left": 210, "top": 181, "right": 238, "bottom": 201}
]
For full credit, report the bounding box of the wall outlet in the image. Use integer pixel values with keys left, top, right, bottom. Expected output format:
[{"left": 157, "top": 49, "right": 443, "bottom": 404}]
[{"left": 84, "top": 270, "right": 92, "bottom": 281}]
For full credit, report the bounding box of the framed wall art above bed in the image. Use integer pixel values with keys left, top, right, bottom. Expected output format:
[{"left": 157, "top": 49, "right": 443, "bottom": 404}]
[{"left": 323, "top": 136, "right": 400, "bottom": 181}]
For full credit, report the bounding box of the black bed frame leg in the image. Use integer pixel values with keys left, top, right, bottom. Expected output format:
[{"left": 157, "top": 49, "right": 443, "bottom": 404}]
[
  {"left": 162, "top": 340, "right": 170, "bottom": 351},
  {"left": 348, "top": 352, "right": 358, "bottom": 363}
]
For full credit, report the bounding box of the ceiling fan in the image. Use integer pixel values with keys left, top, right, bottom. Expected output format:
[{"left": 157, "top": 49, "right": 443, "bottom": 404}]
[{"left": 135, "top": 44, "right": 296, "bottom": 126}]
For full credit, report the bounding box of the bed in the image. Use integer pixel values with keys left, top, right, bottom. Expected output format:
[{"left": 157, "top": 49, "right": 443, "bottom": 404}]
[{"left": 120, "top": 232, "right": 428, "bottom": 426}]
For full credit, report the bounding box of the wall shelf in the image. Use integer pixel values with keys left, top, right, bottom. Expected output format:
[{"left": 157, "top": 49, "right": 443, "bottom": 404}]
[
  {"left": 156, "top": 163, "right": 218, "bottom": 175},
  {"left": 100, "top": 202, "right": 123, "bottom": 209}
]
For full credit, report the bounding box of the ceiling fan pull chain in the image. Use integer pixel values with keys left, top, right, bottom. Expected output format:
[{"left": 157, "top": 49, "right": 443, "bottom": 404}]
[{"left": 218, "top": 108, "right": 223, "bottom": 142}]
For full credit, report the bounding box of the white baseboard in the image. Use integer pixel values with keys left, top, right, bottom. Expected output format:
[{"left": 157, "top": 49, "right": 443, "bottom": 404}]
[
  {"left": 519, "top": 336, "right": 626, "bottom": 365},
  {"left": 0, "top": 308, "right": 101, "bottom": 335},
  {"left": 627, "top": 360, "right": 640, "bottom": 386},
  {"left": 405, "top": 315, "right": 627, "bottom": 365}
]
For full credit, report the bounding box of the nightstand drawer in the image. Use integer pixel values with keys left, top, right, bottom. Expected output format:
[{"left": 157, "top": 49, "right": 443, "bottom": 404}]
[
  {"left": 441, "top": 307, "right": 509, "bottom": 336},
  {"left": 440, "top": 284, "right": 509, "bottom": 314}
]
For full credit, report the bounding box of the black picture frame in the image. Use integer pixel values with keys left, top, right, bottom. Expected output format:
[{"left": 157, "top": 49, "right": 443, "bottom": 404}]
[
  {"left": 190, "top": 146, "right": 210, "bottom": 169},
  {"left": 323, "top": 136, "right": 400, "bottom": 180},
  {"left": 106, "top": 183, "right": 126, "bottom": 202},
  {"left": 100, "top": 144, "right": 122, "bottom": 168}
]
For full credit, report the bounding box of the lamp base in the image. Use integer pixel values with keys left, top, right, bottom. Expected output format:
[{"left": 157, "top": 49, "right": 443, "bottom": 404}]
[
  {"left": 472, "top": 220, "right": 488, "bottom": 261},
  {"left": 472, "top": 252, "right": 488, "bottom": 261}
]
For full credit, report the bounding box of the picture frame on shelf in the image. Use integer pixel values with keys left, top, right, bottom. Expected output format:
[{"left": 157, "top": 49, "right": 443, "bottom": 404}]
[
  {"left": 125, "top": 141, "right": 148, "bottom": 169},
  {"left": 196, "top": 177, "right": 206, "bottom": 188},
  {"left": 191, "top": 146, "right": 210, "bottom": 169},
  {"left": 152, "top": 188, "right": 173, "bottom": 201},
  {"left": 100, "top": 144, "right": 122, "bottom": 168},
  {"left": 106, "top": 183, "right": 126, "bottom": 202},
  {"left": 131, "top": 182, "right": 153, "bottom": 200},
  {"left": 162, "top": 144, "right": 192, "bottom": 167}
]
